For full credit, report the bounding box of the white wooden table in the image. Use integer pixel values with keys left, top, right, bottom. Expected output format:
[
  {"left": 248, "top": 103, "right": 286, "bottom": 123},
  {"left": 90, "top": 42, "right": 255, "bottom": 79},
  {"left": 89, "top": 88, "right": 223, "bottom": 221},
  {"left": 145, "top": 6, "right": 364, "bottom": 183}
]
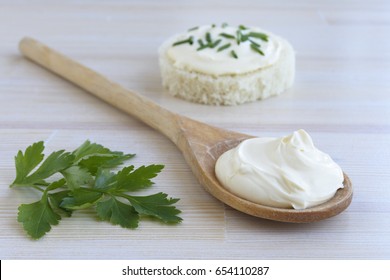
[{"left": 1, "top": 0, "right": 389, "bottom": 259}]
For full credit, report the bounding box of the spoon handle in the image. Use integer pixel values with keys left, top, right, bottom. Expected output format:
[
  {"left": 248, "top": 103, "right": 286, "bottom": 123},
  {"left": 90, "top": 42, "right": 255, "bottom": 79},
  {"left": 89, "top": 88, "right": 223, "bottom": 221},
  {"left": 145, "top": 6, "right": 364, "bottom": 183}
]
[{"left": 19, "top": 37, "right": 182, "bottom": 144}]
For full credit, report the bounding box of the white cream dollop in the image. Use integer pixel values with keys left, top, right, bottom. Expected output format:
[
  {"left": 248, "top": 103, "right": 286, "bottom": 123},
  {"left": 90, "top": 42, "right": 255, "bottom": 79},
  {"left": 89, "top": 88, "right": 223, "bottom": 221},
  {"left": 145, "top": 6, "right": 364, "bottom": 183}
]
[
  {"left": 215, "top": 130, "right": 344, "bottom": 209},
  {"left": 163, "top": 24, "right": 283, "bottom": 76}
]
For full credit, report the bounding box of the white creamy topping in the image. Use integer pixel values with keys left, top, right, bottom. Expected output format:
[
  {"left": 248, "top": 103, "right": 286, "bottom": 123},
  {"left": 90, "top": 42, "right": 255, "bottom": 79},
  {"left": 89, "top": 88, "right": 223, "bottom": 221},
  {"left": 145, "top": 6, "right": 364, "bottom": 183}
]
[
  {"left": 163, "top": 24, "right": 282, "bottom": 76},
  {"left": 215, "top": 130, "right": 344, "bottom": 209}
]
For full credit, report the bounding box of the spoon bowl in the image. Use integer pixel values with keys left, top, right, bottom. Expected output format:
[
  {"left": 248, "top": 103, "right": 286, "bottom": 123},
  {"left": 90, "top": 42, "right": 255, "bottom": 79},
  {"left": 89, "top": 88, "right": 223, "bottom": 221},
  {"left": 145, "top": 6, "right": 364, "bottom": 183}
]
[
  {"left": 19, "top": 37, "right": 353, "bottom": 223},
  {"left": 174, "top": 117, "right": 352, "bottom": 222}
]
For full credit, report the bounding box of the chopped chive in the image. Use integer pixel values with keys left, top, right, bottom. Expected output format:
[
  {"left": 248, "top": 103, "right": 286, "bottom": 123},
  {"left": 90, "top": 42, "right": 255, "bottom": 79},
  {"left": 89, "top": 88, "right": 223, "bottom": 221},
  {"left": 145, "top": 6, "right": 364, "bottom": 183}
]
[
  {"left": 172, "top": 36, "right": 194, "bottom": 46},
  {"left": 197, "top": 44, "right": 209, "bottom": 51},
  {"left": 248, "top": 32, "right": 269, "bottom": 42},
  {"left": 250, "top": 43, "right": 265, "bottom": 56},
  {"left": 236, "top": 30, "right": 242, "bottom": 45},
  {"left": 188, "top": 26, "right": 199, "bottom": 31},
  {"left": 217, "top": 43, "right": 231, "bottom": 52},
  {"left": 249, "top": 38, "right": 260, "bottom": 47},
  {"left": 219, "top": 33, "right": 235, "bottom": 39},
  {"left": 172, "top": 39, "right": 188, "bottom": 46},
  {"left": 198, "top": 39, "right": 205, "bottom": 47},
  {"left": 230, "top": 50, "right": 238, "bottom": 59},
  {"left": 241, "top": 34, "right": 249, "bottom": 42},
  {"left": 176, "top": 25, "right": 268, "bottom": 59},
  {"left": 211, "top": 39, "right": 222, "bottom": 48},
  {"left": 206, "top": 32, "right": 212, "bottom": 43}
]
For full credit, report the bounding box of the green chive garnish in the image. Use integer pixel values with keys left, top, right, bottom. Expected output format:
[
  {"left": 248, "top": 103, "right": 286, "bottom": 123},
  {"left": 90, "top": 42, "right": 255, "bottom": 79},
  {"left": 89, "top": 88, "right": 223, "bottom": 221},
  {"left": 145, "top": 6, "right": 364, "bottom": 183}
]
[
  {"left": 250, "top": 43, "right": 265, "bottom": 56},
  {"left": 174, "top": 24, "right": 268, "bottom": 59},
  {"left": 197, "top": 44, "right": 209, "bottom": 51},
  {"left": 188, "top": 26, "right": 199, "bottom": 31},
  {"left": 217, "top": 43, "right": 231, "bottom": 52},
  {"left": 219, "top": 33, "right": 235, "bottom": 40},
  {"left": 249, "top": 39, "right": 260, "bottom": 47},
  {"left": 248, "top": 32, "right": 269, "bottom": 42},
  {"left": 236, "top": 30, "right": 241, "bottom": 45},
  {"left": 241, "top": 34, "right": 249, "bottom": 42},
  {"left": 211, "top": 39, "right": 222, "bottom": 48},
  {"left": 172, "top": 36, "right": 194, "bottom": 46},
  {"left": 206, "top": 32, "right": 212, "bottom": 43},
  {"left": 230, "top": 50, "right": 238, "bottom": 59}
]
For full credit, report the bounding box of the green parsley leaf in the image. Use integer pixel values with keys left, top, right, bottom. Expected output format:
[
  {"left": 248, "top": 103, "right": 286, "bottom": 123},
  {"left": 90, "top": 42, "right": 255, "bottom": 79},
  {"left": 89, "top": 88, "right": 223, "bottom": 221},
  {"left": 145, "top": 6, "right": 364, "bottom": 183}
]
[
  {"left": 61, "top": 165, "right": 93, "bottom": 190},
  {"left": 60, "top": 188, "right": 103, "bottom": 210},
  {"left": 96, "top": 196, "right": 139, "bottom": 229},
  {"left": 78, "top": 154, "right": 133, "bottom": 175},
  {"left": 11, "top": 140, "right": 181, "bottom": 239},
  {"left": 11, "top": 145, "right": 74, "bottom": 187},
  {"left": 73, "top": 140, "right": 134, "bottom": 175},
  {"left": 17, "top": 192, "right": 61, "bottom": 239},
  {"left": 24, "top": 150, "right": 74, "bottom": 184},
  {"left": 115, "top": 164, "right": 164, "bottom": 192},
  {"left": 45, "top": 179, "right": 73, "bottom": 217},
  {"left": 93, "top": 169, "right": 116, "bottom": 191},
  {"left": 45, "top": 178, "right": 67, "bottom": 192},
  {"left": 12, "top": 141, "right": 45, "bottom": 186},
  {"left": 72, "top": 140, "right": 133, "bottom": 162},
  {"left": 49, "top": 190, "right": 73, "bottom": 217},
  {"left": 127, "top": 193, "right": 182, "bottom": 223}
]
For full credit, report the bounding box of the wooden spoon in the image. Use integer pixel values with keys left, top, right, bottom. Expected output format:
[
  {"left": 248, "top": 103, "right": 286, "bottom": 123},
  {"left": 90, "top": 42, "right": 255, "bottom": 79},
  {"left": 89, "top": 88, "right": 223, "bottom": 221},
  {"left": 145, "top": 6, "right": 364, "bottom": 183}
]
[{"left": 18, "top": 37, "right": 353, "bottom": 223}]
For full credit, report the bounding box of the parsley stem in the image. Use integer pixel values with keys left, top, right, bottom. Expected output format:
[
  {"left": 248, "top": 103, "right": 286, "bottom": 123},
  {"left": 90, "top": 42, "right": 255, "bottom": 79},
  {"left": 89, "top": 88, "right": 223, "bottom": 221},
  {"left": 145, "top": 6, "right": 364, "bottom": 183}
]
[
  {"left": 33, "top": 185, "right": 45, "bottom": 192},
  {"left": 113, "top": 192, "right": 135, "bottom": 203}
]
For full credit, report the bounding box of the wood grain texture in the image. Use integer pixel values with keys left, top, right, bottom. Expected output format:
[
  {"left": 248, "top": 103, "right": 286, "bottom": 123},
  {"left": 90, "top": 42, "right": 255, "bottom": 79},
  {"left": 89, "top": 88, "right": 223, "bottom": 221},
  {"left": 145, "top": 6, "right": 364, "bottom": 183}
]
[{"left": 0, "top": 0, "right": 389, "bottom": 259}]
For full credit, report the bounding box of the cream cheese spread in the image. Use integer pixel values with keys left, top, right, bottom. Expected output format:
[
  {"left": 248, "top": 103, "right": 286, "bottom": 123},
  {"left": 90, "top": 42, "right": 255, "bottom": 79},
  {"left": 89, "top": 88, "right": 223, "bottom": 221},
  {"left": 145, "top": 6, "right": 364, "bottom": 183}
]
[
  {"left": 215, "top": 130, "right": 344, "bottom": 209},
  {"left": 164, "top": 24, "right": 283, "bottom": 76}
]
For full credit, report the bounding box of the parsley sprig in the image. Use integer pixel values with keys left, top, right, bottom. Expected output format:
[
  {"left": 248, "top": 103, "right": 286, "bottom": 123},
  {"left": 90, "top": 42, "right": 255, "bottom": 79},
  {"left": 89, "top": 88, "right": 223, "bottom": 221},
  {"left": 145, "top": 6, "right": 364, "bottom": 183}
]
[{"left": 10, "top": 140, "right": 182, "bottom": 239}]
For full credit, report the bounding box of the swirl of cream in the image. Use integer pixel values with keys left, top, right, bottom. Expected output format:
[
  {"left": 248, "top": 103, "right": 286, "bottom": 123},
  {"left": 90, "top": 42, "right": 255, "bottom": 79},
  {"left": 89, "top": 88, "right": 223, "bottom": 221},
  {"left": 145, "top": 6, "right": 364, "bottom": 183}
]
[{"left": 215, "top": 130, "right": 344, "bottom": 209}]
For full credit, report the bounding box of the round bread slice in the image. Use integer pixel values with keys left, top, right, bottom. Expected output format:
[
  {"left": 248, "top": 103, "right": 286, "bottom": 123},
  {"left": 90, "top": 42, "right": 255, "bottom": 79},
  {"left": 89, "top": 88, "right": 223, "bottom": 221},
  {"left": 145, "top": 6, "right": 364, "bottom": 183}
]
[{"left": 158, "top": 25, "right": 295, "bottom": 106}]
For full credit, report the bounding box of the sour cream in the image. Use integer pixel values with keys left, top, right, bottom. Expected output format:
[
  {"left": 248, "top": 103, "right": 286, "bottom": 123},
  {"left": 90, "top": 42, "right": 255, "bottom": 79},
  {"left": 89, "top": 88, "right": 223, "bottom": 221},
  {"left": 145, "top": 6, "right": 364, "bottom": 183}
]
[
  {"left": 163, "top": 24, "right": 283, "bottom": 76},
  {"left": 215, "top": 130, "right": 344, "bottom": 209}
]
